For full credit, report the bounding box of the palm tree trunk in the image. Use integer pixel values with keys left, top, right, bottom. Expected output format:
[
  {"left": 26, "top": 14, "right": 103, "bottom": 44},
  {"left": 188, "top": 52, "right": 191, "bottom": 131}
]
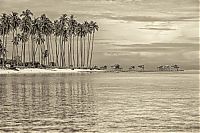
[
  {"left": 63, "top": 38, "right": 66, "bottom": 67},
  {"left": 60, "top": 35, "right": 62, "bottom": 67},
  {"left": 89, "top": 32, "right": 95, "bottom": 68},
  {"left": 12, "top": 31, "right": 15, "bottom": 61},
  {"left": 72, "top": 35, "right": 75, "bottom": 67},
  {"left": 46, "top": 35, "right": 50, "bottom": 65},
  {"left": 55, "top": 36, "right": 59, "bottom": 66},
  {"left": 80, "top": 36, "right": 82, "bottom": 67},
  {"left": 16, "top": 46, "right": 19, "bottom": 66},
  {"left": 5, "top": 34, "right": 8, "bottom": 62},
  {"left": 83, "top": 36, "right": 86, "bottom": 67},
  {"left": 76, "top": 36, "right": 79, "bottom": 67},
  {"left": 50, "top": 35, "right": 54, "bottom": 64},
  {"left": 21, "top": 41, "right": 23, "bottom": 66},
  {"left": 87, "top": 34, "right": 91, "bottom": 68},
  {"left": 28, "top": 38, "right": 31, "bottom": 63},
  {"left": 2, "top": 34, "right": 5, "bottom": 67},
  {"left": 23, "top": 42, "right": 26, "bottom": 66}
]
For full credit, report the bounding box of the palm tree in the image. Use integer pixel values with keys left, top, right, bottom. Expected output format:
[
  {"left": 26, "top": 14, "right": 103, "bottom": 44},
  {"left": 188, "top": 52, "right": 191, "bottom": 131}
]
[
  {"left": 19, "top": 32, "right": 29, "bottom": 66},
  {"left": 68, "top": 15, "right": 77, "bottom": 67},
  {"left": 30, "top": 17, "right": 40, "bottom": 65},
  {"left": 40, "top": 14, "right": 54, "bottom": 66},
  {"left": 89, "top": 21, "right": 98, "bottom": 68},
  {"left": 0, "top": 39, "right": 7, "bottom": 67},
  {"left": 138, "top": 65, "right": 144, "bottom": 71},
  {"left": 85, "top": 21, "right": 92, "bottom": 68},
  {"left": 0, "top": 13, "right": 11, "bottom": 64},
  {"left": 53, "top": 20, "right": 60, "bottom": 66},
  {"left": 0, "top": 10, "right": 99, "bottom": 69},
  {"left": 59, "top": 14, "right": 68, "bottom": 67},
  {"left": 20, "top": 9, "right": 33, "bottom": 66},
  {"left": 129, "top": 65, "right": 135, "bottom": 70},
  {"left": 171, "top": 64, "right": 179, "bottom": 71},
  {"left": 10, "top": 12, "right": 21, "bottom": 61},
  {"left": 11, "top": 34, "right": 21, "bottom": 66},
  {"left": 35, "top": 33, "right": 45, "bottom": 65},
  {"left": 75, "top": 23, "right": 81, "bottom": 67}
]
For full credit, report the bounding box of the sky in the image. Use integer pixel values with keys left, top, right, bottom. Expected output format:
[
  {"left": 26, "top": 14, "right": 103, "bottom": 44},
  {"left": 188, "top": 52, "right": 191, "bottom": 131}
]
[{"left": 0, "top": 0, "right": 199, "bottom": 69}]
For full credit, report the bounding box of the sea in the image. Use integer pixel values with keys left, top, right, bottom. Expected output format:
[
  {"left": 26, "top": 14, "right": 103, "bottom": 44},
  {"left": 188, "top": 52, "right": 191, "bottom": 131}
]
[{"left": 0, "top": 71, "right": 199, "bottom": 133}]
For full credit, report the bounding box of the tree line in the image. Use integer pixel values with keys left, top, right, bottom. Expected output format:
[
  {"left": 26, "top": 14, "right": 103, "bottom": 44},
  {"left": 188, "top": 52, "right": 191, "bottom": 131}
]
[{"left": 0, "top": 9, "right": 99, "bottom": 68}]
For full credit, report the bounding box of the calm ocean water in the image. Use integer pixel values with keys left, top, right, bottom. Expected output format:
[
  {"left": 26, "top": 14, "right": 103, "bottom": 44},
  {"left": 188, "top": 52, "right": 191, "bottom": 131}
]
[{"left": 0, "top": 71, "right": 199, "bottom": 133}]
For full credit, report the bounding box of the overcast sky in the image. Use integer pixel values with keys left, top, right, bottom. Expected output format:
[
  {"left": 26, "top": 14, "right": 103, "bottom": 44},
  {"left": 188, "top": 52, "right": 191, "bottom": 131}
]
[{"left": 0, "top": 0, "right": 199, "bottom": 69}]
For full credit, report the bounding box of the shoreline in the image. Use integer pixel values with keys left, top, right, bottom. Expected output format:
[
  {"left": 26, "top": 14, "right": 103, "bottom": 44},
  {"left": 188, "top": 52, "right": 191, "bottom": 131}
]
[
  {"left": 0, "top": 68, "right": 104, "bottom": 74},
  {"left": 0, "top": 68, "right": 199, "bottom": 75}
]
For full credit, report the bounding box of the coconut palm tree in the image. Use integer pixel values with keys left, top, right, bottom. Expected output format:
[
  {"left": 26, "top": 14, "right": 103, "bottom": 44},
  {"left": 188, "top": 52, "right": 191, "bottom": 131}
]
[
  {"left": 171, "top": 64, "right": 179, "bottom": 71},
  {"left": 68, "top": 15, "right": 77, "bottom": 67},
  {"left": 75, "top": 23, "right": 81, "bottom": 67},
  {"left": 35, "top": 33, "right": 45, "bottom": 65},
  {"left": 59, "top": 14, "right": 68, "bottom": 67},
  {"left": 10, "top": 12, "right": 21, "bottom": 61},
  {"left": 0, "top": 10, "right": 99, "bottom": 69},
  {"left": 40, "top": 14, "right": 54, "bottom": 66},
  {"left": 0, "top": 13, "right": 11, "bottom": 64},
  {"left": 53, "top": 20, "right": 60, "bottom": 66},
  {"left": 138, "top": 65, "right": 144, "bottom": 71},
  {"left": 30, "top": 17, "right": 41, "bottom": 65},
  {"left": 20, "top": 9, "right": 33, "bottom": 66},
  {"left": 11, "top": 34, "right": 21, "bottom": 66},
  {"left": 89, "top": 21, "right": 98, "bottom": 68},
  {"left": 0, "top": 39, "right": 7, "bottom": 67}
]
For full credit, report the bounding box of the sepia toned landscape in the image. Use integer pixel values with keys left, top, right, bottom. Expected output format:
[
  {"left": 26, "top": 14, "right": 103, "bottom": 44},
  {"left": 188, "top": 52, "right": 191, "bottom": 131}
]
[{"left": 0, "top": 0, "right": 199, "bottom": 133}]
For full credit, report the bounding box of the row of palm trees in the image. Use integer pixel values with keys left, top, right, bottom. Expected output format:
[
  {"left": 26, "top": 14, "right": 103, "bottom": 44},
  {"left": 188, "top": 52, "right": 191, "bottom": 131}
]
[{"left": 0, "top": 9, "right": 99, "bottom": 68}]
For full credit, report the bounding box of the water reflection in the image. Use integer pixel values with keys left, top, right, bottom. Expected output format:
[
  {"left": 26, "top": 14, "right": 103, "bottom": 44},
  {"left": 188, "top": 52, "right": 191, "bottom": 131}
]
[{"left": 0, "top": 74, "right": 97, "bottom": 133}]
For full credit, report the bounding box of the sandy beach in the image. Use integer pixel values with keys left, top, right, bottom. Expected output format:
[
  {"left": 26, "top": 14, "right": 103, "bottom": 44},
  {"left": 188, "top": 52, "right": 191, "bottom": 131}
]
[{"left": 0, "top": 68, "right": 104, "bottom": 74}]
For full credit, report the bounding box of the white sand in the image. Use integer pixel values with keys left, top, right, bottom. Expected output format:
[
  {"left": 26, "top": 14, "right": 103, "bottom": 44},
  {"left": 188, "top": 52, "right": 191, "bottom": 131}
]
[{"left": 0, "top": 68, "right": 104, "bottom": 74}]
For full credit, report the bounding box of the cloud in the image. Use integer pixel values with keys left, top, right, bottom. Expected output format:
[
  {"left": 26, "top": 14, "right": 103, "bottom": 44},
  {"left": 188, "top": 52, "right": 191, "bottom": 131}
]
[
  {"left": 139, "top": 27, "right": 176, "bottom": 31},
  {"left": 105, "top": 15, "right": 198, "bottom": 22}
]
